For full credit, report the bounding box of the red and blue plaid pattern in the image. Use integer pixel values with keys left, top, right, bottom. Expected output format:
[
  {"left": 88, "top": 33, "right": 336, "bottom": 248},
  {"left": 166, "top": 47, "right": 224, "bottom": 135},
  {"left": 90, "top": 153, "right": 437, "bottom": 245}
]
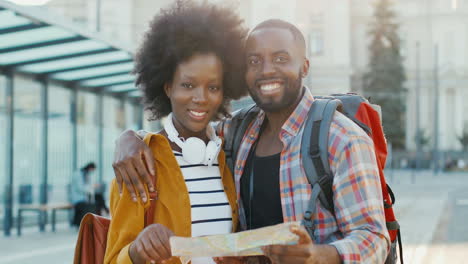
[{"left": 218, "top": 89, "right": 390, "bottom": 263}]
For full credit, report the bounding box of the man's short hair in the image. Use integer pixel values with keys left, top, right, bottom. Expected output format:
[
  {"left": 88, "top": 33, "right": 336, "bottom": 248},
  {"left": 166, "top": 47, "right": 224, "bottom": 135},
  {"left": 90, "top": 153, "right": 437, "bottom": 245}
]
[
  {"left": 83, "top": 162, "right": 96, "bottom": 171},
  {"left": 250, "top": 19, "right": 306, "bottom": 51}
]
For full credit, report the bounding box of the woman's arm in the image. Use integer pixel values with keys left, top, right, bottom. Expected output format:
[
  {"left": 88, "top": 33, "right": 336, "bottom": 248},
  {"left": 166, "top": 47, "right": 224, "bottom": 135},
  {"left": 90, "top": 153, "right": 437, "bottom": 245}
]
[{"left": 104, "top": 180, "right": 173, "bottom": 264}]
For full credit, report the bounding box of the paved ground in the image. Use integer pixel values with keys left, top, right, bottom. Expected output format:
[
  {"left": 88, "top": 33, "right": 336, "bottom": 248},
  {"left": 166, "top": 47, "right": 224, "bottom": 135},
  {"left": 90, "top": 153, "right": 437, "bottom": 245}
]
[
  {"left": 389, "top": 170, "right": 468, "bottom": 264},
  {"left": 0, "top": 223, "right": 77, "bottom": 264},
  {"left": 0, "top": 169, "right": 467, "bottom": 264}
]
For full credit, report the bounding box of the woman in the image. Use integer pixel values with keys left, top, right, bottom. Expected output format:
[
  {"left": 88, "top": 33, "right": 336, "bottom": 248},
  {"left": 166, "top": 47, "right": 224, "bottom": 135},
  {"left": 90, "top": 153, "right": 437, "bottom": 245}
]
[{"left": 103, "top": 1, "right": 247, "bottom": 263}]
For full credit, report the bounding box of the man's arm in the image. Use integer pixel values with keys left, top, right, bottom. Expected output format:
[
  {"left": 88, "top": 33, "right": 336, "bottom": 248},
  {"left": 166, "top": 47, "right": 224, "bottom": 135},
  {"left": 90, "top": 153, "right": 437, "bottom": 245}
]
[
  {"left": 327, "top": 116, "right": 390, "bottom": 264},
  {"left": 112, "top": 129, "right": 155, "bottom": 203},
  {"left": 260, "top": 114, "right": 389, "bottom": 264},
  {"left": 112, "top": 115, "right": 233, "bottom": 203}
]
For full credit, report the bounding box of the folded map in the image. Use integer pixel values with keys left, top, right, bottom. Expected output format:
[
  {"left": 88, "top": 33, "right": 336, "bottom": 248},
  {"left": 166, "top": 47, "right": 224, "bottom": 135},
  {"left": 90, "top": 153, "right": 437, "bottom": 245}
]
[{"left": 170, "top": 221, "right": 300, "bottom": 263}]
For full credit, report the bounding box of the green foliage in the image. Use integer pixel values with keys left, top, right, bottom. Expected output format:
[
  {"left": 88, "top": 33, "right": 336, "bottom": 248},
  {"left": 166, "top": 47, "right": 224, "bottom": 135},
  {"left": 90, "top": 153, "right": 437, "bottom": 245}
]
[{"left": 363, "top": 0, "right": 407, "bottom": 149}]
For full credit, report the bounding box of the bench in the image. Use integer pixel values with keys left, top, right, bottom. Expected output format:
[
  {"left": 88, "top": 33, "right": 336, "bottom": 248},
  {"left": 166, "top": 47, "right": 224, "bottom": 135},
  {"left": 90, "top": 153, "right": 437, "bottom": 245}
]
[{"left": 17, "top": 203, "right": 73, "bottom": 236}]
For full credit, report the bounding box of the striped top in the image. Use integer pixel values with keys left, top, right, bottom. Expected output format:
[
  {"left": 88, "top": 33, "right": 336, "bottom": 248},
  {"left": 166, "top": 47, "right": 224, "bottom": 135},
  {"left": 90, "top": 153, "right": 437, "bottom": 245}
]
[
  {"left": 218, "top": 89, "right": 390, "bottom": 264},
  {"left": 173, "top": 150, "right": 233, "bottom": 264}
]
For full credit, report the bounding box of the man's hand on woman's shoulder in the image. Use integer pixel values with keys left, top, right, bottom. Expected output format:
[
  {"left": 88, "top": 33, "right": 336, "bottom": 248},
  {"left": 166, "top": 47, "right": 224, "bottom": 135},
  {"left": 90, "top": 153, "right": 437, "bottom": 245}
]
[{"left": 112, "top": 129, "right": 155, "bottom": 203}]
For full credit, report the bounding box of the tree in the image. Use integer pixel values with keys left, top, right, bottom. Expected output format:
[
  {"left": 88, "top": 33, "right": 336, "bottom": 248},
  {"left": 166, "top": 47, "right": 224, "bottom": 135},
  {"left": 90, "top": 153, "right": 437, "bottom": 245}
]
[
  {"left": 458, "top": 129, "right": 468, "bottom": 151},
  {"left": 363, "top": 0, "right": 407, "bottom": 149},
  {"left": 415, "top": 128, "right": 430, "bottom": 149}
]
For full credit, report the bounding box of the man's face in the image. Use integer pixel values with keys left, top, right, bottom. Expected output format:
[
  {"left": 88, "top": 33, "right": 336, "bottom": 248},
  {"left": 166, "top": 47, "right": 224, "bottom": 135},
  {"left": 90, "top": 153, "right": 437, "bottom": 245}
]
[{"left": 245, "top": 28, "right": 308, "bottom": 112}]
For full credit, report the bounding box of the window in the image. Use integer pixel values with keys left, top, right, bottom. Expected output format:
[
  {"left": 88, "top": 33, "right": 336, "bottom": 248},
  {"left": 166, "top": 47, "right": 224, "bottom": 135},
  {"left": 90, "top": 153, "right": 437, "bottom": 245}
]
[
  {"left": 77, "top": 91, "right": 98, "bottom": 171},
  {"left": 13, "top": 76, "right": 42, "bottom": 207},
  {"left": 48, "top": 84, "right": 73, "bottom": 204},
  {"left": 125, "top": 101, "right": 142, "bottom": 130},
  {"left": 309, "top": 30, "right": 324, "bottom": 56},
  {"left": 309, "top": 12, "right": 324, "bottom": 24},
  {"left": 102, "top": 97, "right": 125, "bottom": 184}
]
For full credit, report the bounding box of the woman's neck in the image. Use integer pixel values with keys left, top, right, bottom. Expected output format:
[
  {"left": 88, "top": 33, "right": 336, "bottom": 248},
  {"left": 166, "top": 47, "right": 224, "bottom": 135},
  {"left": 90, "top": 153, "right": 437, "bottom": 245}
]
[{"left": 171, "top": 116, "right": 209, "bottom": 143}]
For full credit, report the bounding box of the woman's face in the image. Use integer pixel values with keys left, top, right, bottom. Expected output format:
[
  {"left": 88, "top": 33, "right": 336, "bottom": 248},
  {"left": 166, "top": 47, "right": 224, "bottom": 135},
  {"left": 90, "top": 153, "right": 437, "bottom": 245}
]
[{"left": 165, "top": 53, "right": 224, "bottom": 139}]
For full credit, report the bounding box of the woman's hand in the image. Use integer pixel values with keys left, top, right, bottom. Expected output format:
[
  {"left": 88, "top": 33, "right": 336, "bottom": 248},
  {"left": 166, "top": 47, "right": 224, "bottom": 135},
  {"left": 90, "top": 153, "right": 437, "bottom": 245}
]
[
  {"left": 112, "top": 129, "right": 155, "bottom": 203},
  {"left": 129, "top": 223, "right": 174, "bottom": 264}
]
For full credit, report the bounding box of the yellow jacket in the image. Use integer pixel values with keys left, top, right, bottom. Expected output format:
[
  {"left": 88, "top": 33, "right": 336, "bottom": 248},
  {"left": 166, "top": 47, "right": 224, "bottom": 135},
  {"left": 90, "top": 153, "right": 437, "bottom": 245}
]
[{"left": 104, "top": 133, "right": 238, "bottom": 264}]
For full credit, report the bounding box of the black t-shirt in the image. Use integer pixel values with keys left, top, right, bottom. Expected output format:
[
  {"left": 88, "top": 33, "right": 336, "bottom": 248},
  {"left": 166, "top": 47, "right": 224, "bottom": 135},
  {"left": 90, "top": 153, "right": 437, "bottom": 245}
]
[{"left": 240, "top": 151, "right": 283, "bottom": 230}]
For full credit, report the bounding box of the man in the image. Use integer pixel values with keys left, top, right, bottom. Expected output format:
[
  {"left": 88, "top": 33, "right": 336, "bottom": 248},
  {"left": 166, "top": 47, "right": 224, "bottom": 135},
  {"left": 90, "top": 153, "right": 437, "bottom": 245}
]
[
  {"left": 113, "top": 19, "right": 390, "bottom": 264},
  {"left": 70, "top": 162, "right": 97, "bottom": 226}
]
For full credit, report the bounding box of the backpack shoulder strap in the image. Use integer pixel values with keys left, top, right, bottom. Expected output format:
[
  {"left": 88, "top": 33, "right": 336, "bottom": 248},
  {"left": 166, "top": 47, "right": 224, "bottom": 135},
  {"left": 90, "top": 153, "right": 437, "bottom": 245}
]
[
  {"left": 224, "top": 104, "right": 260, "bottom": 173},
  {"left": 300, "top": 99, "right": 342, "bottom": 235}
]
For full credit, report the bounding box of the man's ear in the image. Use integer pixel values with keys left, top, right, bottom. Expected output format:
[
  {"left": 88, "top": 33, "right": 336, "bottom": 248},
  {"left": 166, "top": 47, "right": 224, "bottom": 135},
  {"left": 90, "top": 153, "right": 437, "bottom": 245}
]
[
  {"left": 301, "top": 58, "right": 310, "bottom": 78},
  {"left": 164, "top": 82, "right": 171, "bottom": 97}
]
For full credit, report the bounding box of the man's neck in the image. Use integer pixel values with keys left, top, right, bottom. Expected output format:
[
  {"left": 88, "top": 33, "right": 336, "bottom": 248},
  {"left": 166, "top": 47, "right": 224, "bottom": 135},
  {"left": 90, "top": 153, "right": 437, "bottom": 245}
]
[{"left": 263, "top": 88, "right": 305, "bottom": 135}]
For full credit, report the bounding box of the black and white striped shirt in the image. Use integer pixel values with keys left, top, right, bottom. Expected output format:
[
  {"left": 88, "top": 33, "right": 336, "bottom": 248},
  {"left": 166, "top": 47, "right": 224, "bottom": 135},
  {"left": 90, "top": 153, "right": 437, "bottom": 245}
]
[{"left": 174, "top": 151, "right": 233, "bottom": 264}]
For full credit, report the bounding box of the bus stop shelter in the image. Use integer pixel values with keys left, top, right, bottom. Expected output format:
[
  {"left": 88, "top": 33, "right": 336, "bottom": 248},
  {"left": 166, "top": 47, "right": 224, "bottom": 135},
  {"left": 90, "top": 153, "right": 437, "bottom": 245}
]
[{"left": 0, "top": 0, "right": 141, "bottom": 236}]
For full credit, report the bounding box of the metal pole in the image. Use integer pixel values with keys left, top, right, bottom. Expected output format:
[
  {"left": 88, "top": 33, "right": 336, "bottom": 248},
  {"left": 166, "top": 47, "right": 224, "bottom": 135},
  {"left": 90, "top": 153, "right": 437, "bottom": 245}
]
[
  {"left": 39, "top": 79, "right": 48, "bottom": 231},
  {"left": 3, "top": 72, "right": 14, "bottom": 236},
  {"left": 71, "top": 88, "right": 78, "bottom": 171},
  {"left": 433, "top": 44, "right": 440, "bottom": 174},
  {"left": 97, "top": 91, "right": 104, "bottom": 183}
]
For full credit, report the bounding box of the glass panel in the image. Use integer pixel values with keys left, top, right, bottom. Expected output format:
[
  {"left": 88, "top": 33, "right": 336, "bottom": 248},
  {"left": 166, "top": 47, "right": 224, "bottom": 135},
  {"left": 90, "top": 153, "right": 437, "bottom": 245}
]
[
  {"left": 125, "top": 101, "right": 141, "bottom": 130},
  {"left": 0, "top": 27, "right": 76, "bottom": 49},
  {"left": 47, "top": 84, "right": 73, "bottom": 204},
  {"left": 102, "top": 97, "right": 125, "bottom": 186},
  {"left": 106, "top": 84, "right": 136, "bottom": 93},
  {"left": 142, "top": 110, "right": 161, "bottom": 132},
  {"left": 0, "top": 74, "right": 7, "bottom": 224},
  {"left": 127, "top": 90, "right": 142, "bottom": 97},
  {"left": 20, "top": 51, "right": 132, "bottom": 74},
  {"left": 52, "top": 62, "right": 134, "bottom": 81},
  {"left": 81, "top": 74, "right": 134, "bottom": 87},
  {"left": 77, "top": 91, "right": 98, "bottom": 178},
  {"left": 13, "top": 76, "right": 42, "bottom": 213},
  {"left": 0, "top": 39, "right": 109, "bottom": 65},
  {"left": 0, "top": 10, "right": 31, "bottom": 29}
]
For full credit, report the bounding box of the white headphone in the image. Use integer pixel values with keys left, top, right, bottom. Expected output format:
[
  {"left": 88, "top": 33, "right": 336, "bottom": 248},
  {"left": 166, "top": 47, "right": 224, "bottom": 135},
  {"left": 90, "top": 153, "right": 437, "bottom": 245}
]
[{"left": 164, "top": 113, "right": 222, "bottom": 166}]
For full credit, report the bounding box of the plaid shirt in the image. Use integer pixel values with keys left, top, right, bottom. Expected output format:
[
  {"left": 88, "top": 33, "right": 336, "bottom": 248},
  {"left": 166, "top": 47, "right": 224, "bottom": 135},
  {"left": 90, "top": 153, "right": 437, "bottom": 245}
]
[{"left": 218, "top": 89, "right": 390, "bottom": 264}]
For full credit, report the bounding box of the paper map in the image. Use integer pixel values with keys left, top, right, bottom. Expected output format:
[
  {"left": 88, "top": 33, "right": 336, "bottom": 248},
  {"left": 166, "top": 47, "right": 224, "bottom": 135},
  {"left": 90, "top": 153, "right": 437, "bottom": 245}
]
[{"left": 170, "top": 221, "right": 300, "bottom": 263}]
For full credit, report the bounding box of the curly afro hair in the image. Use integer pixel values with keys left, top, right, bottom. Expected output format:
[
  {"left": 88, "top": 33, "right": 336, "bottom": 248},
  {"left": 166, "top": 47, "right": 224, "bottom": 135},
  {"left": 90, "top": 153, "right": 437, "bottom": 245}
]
[{"left": 134, "top": 0, "right": 248, "bottom": 120}]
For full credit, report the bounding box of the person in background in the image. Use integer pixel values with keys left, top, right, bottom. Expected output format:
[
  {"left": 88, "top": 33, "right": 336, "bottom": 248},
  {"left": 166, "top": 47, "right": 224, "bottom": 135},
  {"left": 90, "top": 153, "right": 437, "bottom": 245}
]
[
  {"left": 94, "top": 181, "right": 109, "bottom": 216},
  {"left": 103, "top": 1, "right": 247, "bottom": 263},
  {"left": 70, "top": 162, "right": 97, "bottom": 227}
]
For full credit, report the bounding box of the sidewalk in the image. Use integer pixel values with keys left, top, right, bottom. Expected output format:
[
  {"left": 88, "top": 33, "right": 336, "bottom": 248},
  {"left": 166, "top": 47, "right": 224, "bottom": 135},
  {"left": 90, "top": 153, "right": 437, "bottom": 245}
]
[
  {"left": 388, "top": 170, "right": 468, "bottom": 264},
  {"left": 1, "top": 170, "right": 467, "bottom": 263},
  {"left": 0, "top": 223, "right": 77, "bottom": 264}
]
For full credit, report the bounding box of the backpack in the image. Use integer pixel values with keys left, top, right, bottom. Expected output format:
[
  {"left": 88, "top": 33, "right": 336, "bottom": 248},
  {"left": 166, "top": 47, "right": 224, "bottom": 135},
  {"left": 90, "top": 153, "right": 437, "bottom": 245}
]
[
  {"left": 73, "top": 188, "right": 157, "bottom": 264},
  {"left": 224, "top": 93, "right": 402, "bottom": 264}
]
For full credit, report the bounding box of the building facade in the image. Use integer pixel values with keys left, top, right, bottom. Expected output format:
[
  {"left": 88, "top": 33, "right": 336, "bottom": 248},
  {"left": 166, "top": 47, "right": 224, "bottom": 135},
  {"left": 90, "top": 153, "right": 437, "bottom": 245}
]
[
  {"left": 42, "top": 0, "right": 468, "bottom": 151},
  {"left": 250, "top": 0, "right": 468, "bottom": 151}
]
